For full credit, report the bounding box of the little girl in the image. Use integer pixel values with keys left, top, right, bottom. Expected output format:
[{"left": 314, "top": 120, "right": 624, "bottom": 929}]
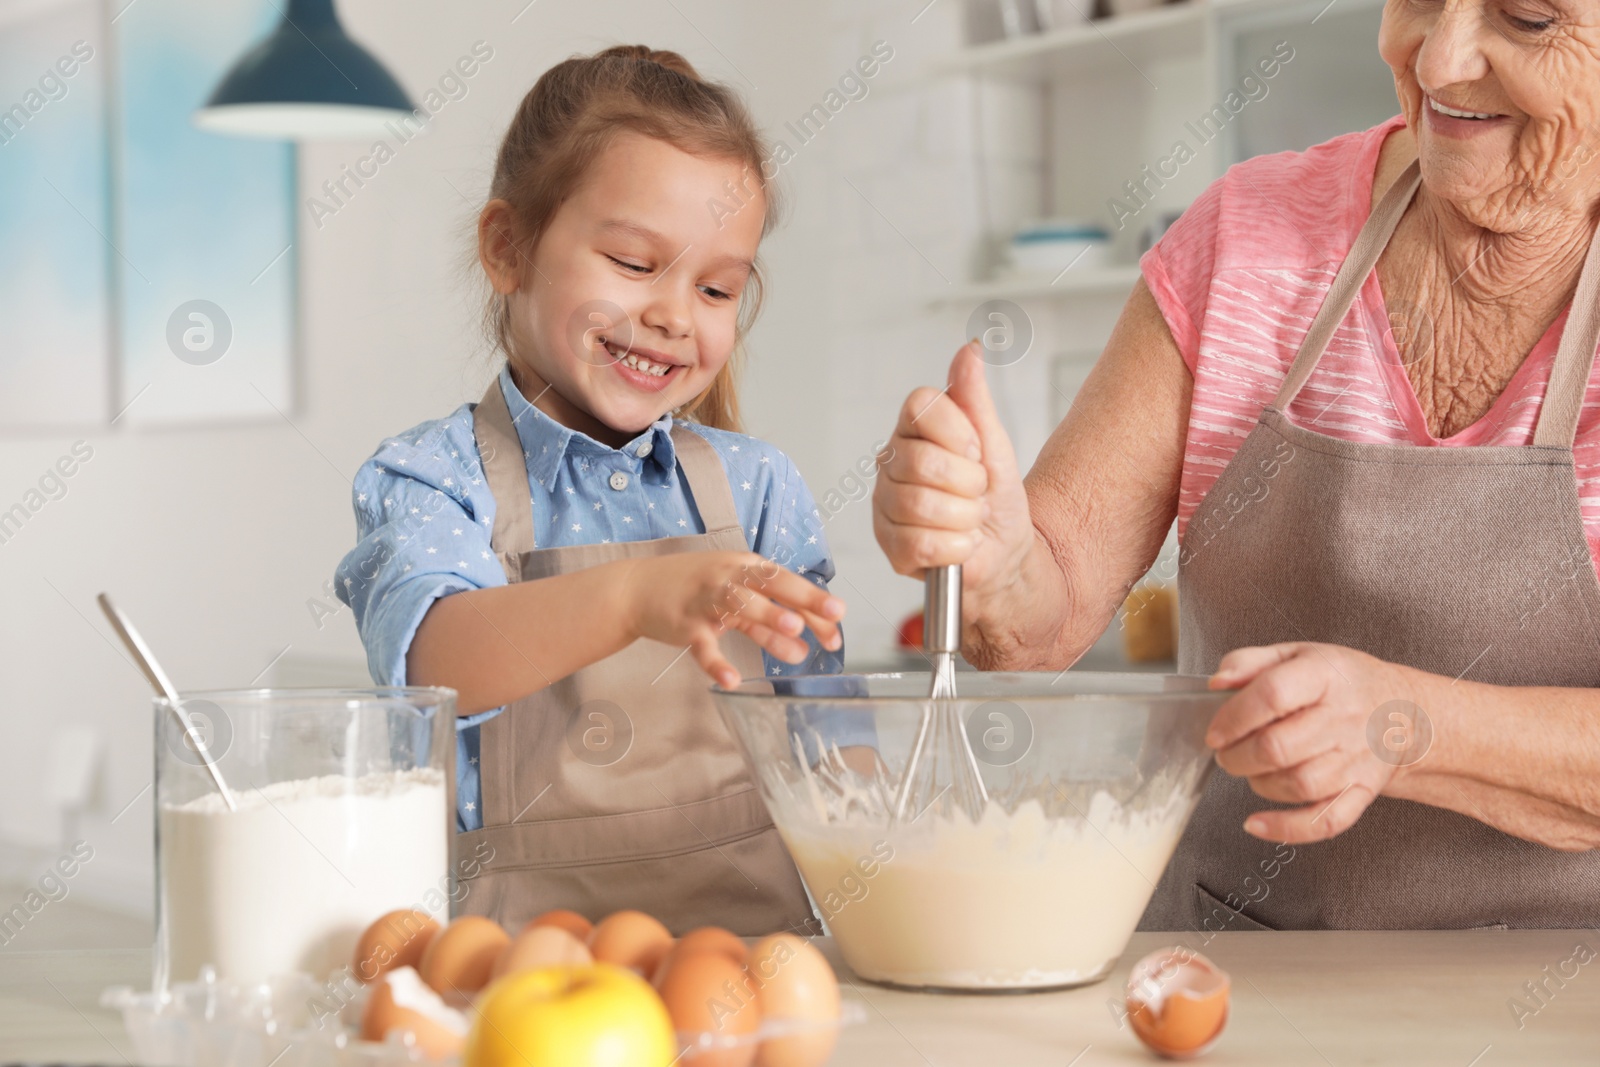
[{"left": 335, "top": 46, "right": 861, "bottom": 936}]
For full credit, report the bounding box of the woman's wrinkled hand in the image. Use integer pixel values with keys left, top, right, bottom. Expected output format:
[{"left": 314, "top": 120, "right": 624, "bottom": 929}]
[
  {"left": 1206, "top": 642, "right": 1427, "bottom": 844},
  {"left": 871, "top": 342, "right": 1034, "bottom": 598}
]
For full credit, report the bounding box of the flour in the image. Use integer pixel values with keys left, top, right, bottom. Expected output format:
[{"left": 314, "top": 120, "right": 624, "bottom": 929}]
[{"left": 159, "top": 768, "right": 448, "bottom": 985}]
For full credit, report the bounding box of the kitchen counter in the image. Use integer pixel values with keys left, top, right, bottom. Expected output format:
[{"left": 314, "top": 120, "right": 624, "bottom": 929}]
[{"left": 2, "top": 930, "right": 1595, "bottom": 1065}]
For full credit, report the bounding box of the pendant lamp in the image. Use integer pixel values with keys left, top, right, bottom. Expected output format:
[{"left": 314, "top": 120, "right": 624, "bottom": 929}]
[{"left": 195, "top": 0, "right": 415, "bottom": 140}]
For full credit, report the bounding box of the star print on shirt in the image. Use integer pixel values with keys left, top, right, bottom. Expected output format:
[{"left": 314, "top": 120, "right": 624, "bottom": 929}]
[
  {"left": 426, "top": 546, "right": 437, "bottom": 554},
  {"left": 452, "top": 528, "right": 462, "bottom": 536},
  {"left": 741, "top": 481, "right": 752, "bottom": 490},
  {"left": 357, "top": 493, "right": 367, "bottom": 503},
  {"left": 572, "top": 523, "right": 583, "bottom": 532},
  {"left": 464, "top": 801, "right": 476, "bottom": 812},
  {"left": 623, "top": 516, "right": 633, "bottom": 523},
  {"left": 678, "top": 519, "right": 687, "bottom": 527}
]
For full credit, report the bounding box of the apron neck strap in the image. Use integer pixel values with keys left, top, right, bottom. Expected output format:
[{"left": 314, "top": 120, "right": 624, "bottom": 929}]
[
  {"left": 669, "top": 424, "right": 742, "bottom": 533},
  {"left": 1534, "top": 210, "right": 1600, "bottom": 446},
  {"left": 474, "top": 374, "right": 538, "bottom": 562},
  {"left": 1273, "top": 155, "right": 1600, "bottom": 449},
  {"left": 1273, "top": 158, "right": 1422, "bottom": 412},
  {"left": 471, "top": 375, "right": 745, "bottom": 564}
]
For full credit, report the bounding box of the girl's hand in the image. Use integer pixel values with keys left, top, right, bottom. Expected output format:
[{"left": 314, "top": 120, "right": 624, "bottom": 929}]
[
  {"left": 622, "top": 552, "right": 846, "bottom": 688},
  {"left": 872, "top": 343, "right": 1034, "bottom": 599},
  {"left": 1206, "top": 643, "right": 1427, "bottom": 844}
]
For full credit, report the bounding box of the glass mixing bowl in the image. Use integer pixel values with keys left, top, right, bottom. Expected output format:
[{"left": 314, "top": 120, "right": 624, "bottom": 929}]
[{"left": 713, "top": 671, "right": 1229, "bottom": 993}]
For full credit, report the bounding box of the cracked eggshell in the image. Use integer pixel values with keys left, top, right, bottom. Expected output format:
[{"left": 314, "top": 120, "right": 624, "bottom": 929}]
[
  {"left": 1125, "top": 947, "right": 1230, "bottom": 1059},
  {"left": 361, "top": 965, "right": 469, "bottom": 1060}
]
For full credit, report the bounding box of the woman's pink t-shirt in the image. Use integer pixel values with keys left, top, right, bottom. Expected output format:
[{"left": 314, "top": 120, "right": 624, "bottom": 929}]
[{"left": 1141, "top": 113, "right": 1600, "bottom": 565}]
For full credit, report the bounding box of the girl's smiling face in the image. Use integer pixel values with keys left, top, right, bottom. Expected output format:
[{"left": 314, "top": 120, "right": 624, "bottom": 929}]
[{"left": 480, "top": 132, "right": 766, "bottom": 447}]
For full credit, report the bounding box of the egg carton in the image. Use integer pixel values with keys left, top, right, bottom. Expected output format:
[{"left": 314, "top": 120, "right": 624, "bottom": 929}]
[
  {"left": 101, "top": 968, "right": 866, "bottom": 1067},
  {"left": 101, "top": 968, "right": 426, "bottom": 1067}
]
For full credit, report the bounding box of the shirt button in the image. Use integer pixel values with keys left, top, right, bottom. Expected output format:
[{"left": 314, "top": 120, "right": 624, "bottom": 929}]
[
  {"left": 635, "top": 441, "right": 652, "bottom": 458},
  {"left": 608, "top": 471, "right": 629, "bottom": 491}
]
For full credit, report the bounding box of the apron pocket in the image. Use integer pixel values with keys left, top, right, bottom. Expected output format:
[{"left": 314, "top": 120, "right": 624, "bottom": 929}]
[
  {"left": 1194, "top": 882, "right": 1277, "bottom": 933},
  {"left": 454, "top": 822, "right": 817, "bottom": 936}
]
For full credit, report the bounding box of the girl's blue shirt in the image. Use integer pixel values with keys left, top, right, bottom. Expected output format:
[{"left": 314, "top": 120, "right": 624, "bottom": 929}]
[{"left": 335, "top": 367, "right": 860, "bottom": 831}]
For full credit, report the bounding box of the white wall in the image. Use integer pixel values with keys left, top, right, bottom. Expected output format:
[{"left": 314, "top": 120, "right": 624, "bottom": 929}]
[{"left": 0, "top": 0, "right": 1067, "bottom": 916}]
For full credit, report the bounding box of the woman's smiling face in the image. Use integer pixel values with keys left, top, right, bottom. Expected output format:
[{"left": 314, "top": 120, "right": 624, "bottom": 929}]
[
  {"left": 1380, "top": 0, "right": 1600, "bottom": 224},
  {"left": 482, "top": 131, "right": 765, "bottom": 445}
]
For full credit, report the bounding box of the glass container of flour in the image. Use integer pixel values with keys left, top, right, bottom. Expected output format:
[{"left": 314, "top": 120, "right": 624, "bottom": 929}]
[
  {"left": 153, "top": 687, "right": 455, "bottom": 991},
  {"left": 714, "top": 672, "right": 1229, "bottom": 993}
]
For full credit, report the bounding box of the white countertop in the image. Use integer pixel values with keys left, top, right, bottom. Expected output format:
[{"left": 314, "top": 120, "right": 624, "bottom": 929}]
[{"left": 3, "top": 929, "right": 1595, "bottom": 1065}]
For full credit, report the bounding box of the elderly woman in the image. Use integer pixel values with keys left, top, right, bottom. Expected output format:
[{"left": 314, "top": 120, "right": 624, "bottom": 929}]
[{"left": 873, "top": 0, "right": 1600, "bottom": 930}]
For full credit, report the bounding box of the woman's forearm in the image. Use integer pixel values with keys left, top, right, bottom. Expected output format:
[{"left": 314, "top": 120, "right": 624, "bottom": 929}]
[
  {"left": 407, "top": 560, "right": 639, "bottom": 715},
  {"left": 963, "top": 528, "right": 1076, "bottom": 670},
  {"left": 964, "top": 278, "right": 1190, "bottom": 671},
  {"left": 1388, "top": 673, "right": 1600, "bottom": 851}
]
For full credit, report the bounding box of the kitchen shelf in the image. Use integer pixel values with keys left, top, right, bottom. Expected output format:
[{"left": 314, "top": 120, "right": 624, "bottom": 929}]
[
  {"left": 927, "top": 265, "right": 1141, "bottom": 307},
  {"left": 939, "top": 3, "right": 1210, "bottom": 80}
]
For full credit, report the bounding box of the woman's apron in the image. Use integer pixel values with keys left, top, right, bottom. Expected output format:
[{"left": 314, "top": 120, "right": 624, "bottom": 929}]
[
  {"left": 455, "top": 379, "right": 820, "bottom": 936},
  {"left": 1141, "top": 159, "right": 1600, "bottom": 930}
]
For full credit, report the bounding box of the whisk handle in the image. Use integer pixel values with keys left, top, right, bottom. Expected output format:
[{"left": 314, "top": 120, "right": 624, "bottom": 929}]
[{"left": 924, "top": 564, "right": 962, "bottom": 655}]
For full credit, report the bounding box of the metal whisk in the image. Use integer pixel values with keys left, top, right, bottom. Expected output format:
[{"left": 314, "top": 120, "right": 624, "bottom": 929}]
[{"left": 892, "top": 564, "right": 990, "bottom": 823}]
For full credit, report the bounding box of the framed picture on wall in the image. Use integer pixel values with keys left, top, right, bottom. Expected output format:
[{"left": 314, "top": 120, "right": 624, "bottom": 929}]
[
  {"left": 113, "top": 0, "right": 297, "bottom": 426},
  {"left": 0, "top": 0, "right": 297, "bottom": 431},
  {"left": 0, "top": 0, "right": 112, "bottom": 430}
]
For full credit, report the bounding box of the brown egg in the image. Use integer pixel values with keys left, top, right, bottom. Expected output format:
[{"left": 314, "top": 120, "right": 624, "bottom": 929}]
[
  {"left": 588, "top": 910, "right": 675, "bottom": 976},
  {"left": 748, "top": 934, "right": 840, "bottom": 1067},
  {"left": 652, "top": 926, "right": 749, "bottom": 986},
  {"left": 1125, "top": 947, "right": 1231, "bottom": 1059},
  {"left": 493, "top": 923, "right": 593, "bottom": 979},
  {"left": 523, "top": 908, "right": 593, "bottom": 941},
  {"left": 360, "top": 965, "right": 468, "bottom": 1059},
  {"left": 658, "top": 949, "right": 761, "bottom": 1067},
  {"left": 418, "top": 915, "right": 509, "bottom": 1005},
  {"left": 353, "top": 909, "right": 441, "bottom": 984}
]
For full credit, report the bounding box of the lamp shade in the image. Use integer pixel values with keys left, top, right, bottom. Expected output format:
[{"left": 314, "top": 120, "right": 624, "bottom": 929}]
[{"left": 195, "top": 0, "right": 415, "bottom": 140}]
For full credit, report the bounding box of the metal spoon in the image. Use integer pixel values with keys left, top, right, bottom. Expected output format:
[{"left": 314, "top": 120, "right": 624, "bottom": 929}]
[{"left": 97, "top": 593, "right": 237, "bottom": 812}]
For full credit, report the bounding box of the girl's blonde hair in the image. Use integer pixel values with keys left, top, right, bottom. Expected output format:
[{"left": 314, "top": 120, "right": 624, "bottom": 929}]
[{"left": 482, "top": 44, "right": 780, "bottom": 433}]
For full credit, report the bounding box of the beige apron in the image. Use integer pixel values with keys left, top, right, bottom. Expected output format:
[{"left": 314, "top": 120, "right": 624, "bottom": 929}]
[
  {"left": 455, "top": 379, "right": 820, "bottom": 936},
  {"left": 1141, "top": 160, "right": 1600, "bottom": 930}
]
